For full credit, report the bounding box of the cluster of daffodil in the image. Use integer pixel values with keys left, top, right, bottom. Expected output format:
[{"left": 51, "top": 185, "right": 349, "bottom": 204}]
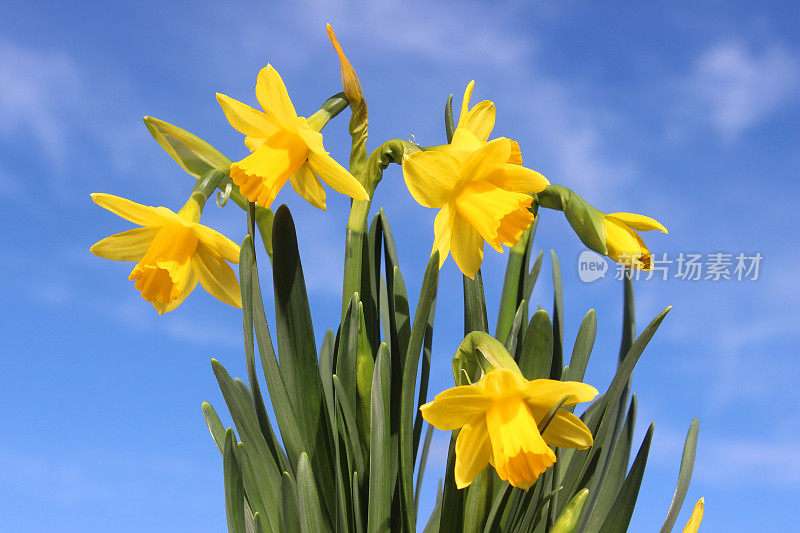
[{"left": 91, "top": 24, "right": 702, "bottom": 533}]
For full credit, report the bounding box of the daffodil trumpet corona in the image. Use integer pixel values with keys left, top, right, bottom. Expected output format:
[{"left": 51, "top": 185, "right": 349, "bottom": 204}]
[
  {"left": 217, "top": 64, "right": 369, "bottom": 211},
  {"left": 421, "top": 368, "right": 597, "bottom": 490},
  {"left": 90, "top": 174, "right": 241, "bottom": 314}
]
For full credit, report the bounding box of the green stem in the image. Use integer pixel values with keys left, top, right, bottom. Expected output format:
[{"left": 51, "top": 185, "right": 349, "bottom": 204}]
[{"left": 341, "top": 139, "right": 420, "bottom": 317}]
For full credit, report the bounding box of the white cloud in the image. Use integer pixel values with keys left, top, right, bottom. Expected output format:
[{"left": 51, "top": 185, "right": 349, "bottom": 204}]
[{"left": 684, "top": 41, "right": 799, "bottom": 141}]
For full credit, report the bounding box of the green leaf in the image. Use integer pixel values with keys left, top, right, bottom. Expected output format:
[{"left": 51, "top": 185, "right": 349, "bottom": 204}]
[
  {"left": 202, "top": 401, "right": 225, "bottom": 455},
  {"left": 519, "top": 310, "right": 554, "bottom": 380},
  {"left": 412, "top": 301, "right": 435, "bottom": 460},
  {"left": 297, "top": 453, "right": 331, "bottom": 533},
  {"left": 463, "top": 469, "right": 493, "bottom": 533},
  {"left": 337, "top": 294, "right": 360, "bottom": 416},
  {"left": 271, "top": 205, "right": 335, "bottom": 518},
  {"left": 504, "top": 299, "right": 527, "bottom": 359},
  {"left": 523, "top": 250, "right": 544, "bottom": 304},
  {"left": 581, "top": 395, "right": 637, "bottom": 532},
  {"left": 240, "top": 231, "right": 287, "bottom": 473},
  {"left": 598, "top": 423, "right": 654, "bottom": 533},
  {"left": 559, "top": 306, "right": 670, "bottom": 512},
  {"left": 552, "top": 489, "right": 590, "bottom": 533},
  {"left": 281, "top": 473, "right": 301, "bottom": 533},
  {"left": 444, "top": 93, "right": 455, "bottom": 143},
  {"left": 659, "top": 418, "right": 700, "bottom": 533},
  {"left": 482, "top": 482, "right": 512, "bottom": 533},
  {"left": 400, "top": 252, "right": 440, "bottom": 531},
  {"left": 551, "top": 250, "right": 565, "bottom": 380},
  {"left": 223, "top": 429, "right": 246, "bottom": 533},
  {"left": 368, "top": 343, "right": 392, "bottom": 533},
  {"left": 333, "top": 375, "right": 365, "bottom": 476},
  {"left": 352, "top": 471, "right": 366, "bottom": 533},
  {"left": 562, "top": 309, "right": 597, "bottom": 385},
  {"left": 440, "top": 432, "right": 465, "bottom": 533},
  {"left": 463, "top": 270, "right": 489, "bottom": 334},
  {"left": 496, "top": 225, "right": 532, "bottom": 343},
  {"left": 415, "top": 423, "right": 435, "bottom": 514}
]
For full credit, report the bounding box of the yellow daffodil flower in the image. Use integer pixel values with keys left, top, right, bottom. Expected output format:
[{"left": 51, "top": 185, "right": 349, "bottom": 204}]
[
  {"left": 682, "top": 497, "right": 704, "bottom": 533},
  {"left": 420, "top": 368, "right": 597, "bottom": 490},
  {"left": 603, "top": 212, "right": 668, "bottom": 270},
  {"left": 403, "top": 137, "right": 548, "bottom": 278},
  {"left": 216, "top": 65, "right": 368, "bottom": 210},
  {"left": 90, "top": 193, "right": 242, "bottom": 314}
]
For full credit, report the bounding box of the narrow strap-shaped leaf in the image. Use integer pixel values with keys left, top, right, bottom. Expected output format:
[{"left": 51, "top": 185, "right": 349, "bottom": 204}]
[
  {"left": 440, "top": 432, "right": 465, "bottom": 533},
  {"left": 212, "top": 361, "right": 281, "bottom": 526},
  {"left": 337, "top": 294, "right": 360, "bottom": 415},
  {"left": 519, "top": 309, "right": 554, "bottom": 380},
  {"left": 496, "top": 225, "right": 532, "bottom": 343},
  {"left": 363, "top": 214, "right": 383, "bottom": 354},
  {"left": 598, "top": 423, "right": 654, "bottom": 533},
  {"left": 223, "top": 429, "right": 246, "bottom": 533},
  {"left": 413, "top": 300, "right": 435, "bottom": 460},
  {"left": 463, "top": 469, "right": 493, "bottom": 533},
  {"left": 415, "top": 423, "right": 435, "bottom": 514},
  {"left": 240, "top": 230, "right": 287, "bottom": 472},
  {"left": 482, "top": 482, "right": 512, "bottom": 533},
  {"left": 368, "top": 344, "right": 392, "bottom": 533},
  {"left": 659, "top": 418, "right": 700, "bottom": 533},
  {"left": 271, "top": 205, "right": 335, "bottom": 519},
  {"left": 202, "top": 401, "right": 225, "bottom": 454},
  {"left": 333, "top": 375, "right": 365, "bottom": 476},
  {"left": 353, "top": 471, "right": 365, "bottom": 533},
  {"left": 297, "top": 453, "right": 331, "bottom": 533},
  {"left": 551, "top": 250, "right": 564, "bottom": 379},
  {"left": 582, "top": 394, "right": 637, "bottom": 532},
  {"left": 504, "top": 299, "right": 527, "bottom": 360},
  {"left": 399, "top": 253, "right": 440, "bottom": 531},
  {"left": 423, "top": 479, "right": 444, "bottom": 533},
  {"left": 252, "top": 512, "right": 265, "bottom": 533},
  {"left": 563, "top": 309, "right": 597, "bottom": 386},
  {"left": 233, "top": 441, "right": 272, "bottom": 532},
  {"left": 281, "top": 473, "right": 301, "bottom": 533},
  {"left": 523, "top": 250, "right": 544, "bottom": 304},
  {"left": 463, "top": 270, "right": 489, "bottom": 334},
  {"left": 560, "top": 307, "right": 670, "bottom": 510}
]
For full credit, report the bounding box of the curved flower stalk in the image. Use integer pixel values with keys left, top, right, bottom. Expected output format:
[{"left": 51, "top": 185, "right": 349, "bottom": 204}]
[
  {"left": 420, "top": 368, "right": 597, "bottom": 489},
  {"left": 90, "top": 193, "right": 241, "bottom": 314},
  {"left": 403, "top": 137, "right": 548, "bottom": 278},
  {"left": 537, "top": 184, "right": 667, "bottom": 270},
  {"left": 217, "top": 65, "right": 369, "bottom": 209}
]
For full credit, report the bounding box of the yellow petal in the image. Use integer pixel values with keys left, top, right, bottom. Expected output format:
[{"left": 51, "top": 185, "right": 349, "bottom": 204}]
[
  {"left": 193, "top": 225, "right": 241, "bottom": 264},
  {"left": 307, "top": 151, "right": 369, "bottom": 201},
  {"left": 230, "top": 129, "right": 309, "bottom": 207},
  {"left": 475, "top": 368, "right": 528, "bottom": 398},
  {"left": 193, "top": 244, "right": 242, "bottom": 308},
  {"left": 457, "top": 80, "right": 475, "bottom": 129},
  {"left": 486, "top": 395, "right": 556, "bottom": 490},
  {"left": 216, "top": 93, "right": 279, "bottom": 138},
  {"left": 255, "top": 64, "right": 297, "bottom": 125},
  {"left": 604, "top": 215, "right": 651, "bottom": 270},
  {"left": 529, "top": 406, "right": 594, "bottom": 449},
  {"left": 606, "top": 212, "right": 668, "bottom": 234},
  {"left": 152, "top": 271, "right": 197, "bottom": 315},
  {"left": 402, "top": 150, "right": 461, "bottom": 208},
  {"left": 463, "top": 99, "right": 495, "bottom": 142},
  {"left": 297, "top": 124, "right": 326, "bottom": 154},
  {"left": 450, "top": 127, "right": 484, "bottom": 152},
  {"left": 91, "top": 193, "right": 168, "bottom": 227},
  {"left": 523, "top": 379, "right": 598, "bottom": 407},
  {"left": 432, "top": 204, "right": 452, "bottom": 267},
  {"left": 508, "top": 140, "right": 523, "bottom": 165},
  {"left": 91, "top": 226, "right": 158, "bottom": 261},
  {"left": 244, "top": 136, "right": 266, "bottom": 152},
  {"left": 449, "top": 211, "right": 484, "bottom": 279},
  {"left": 290, "top": 163, "right": 327, "bottom": 210},
  {"left": 461, "top": 138, "right": 512, "bottom": 185},
  {"left": 454, "top": 413, "right": 491, "bottom": 489},
  {"left": 130, "top": 225, "right": 197, "bottom": 306},
  {"left": 455, "top": 180, "right": 534, "bottom": 251},
  {"left": 484, "top": 163, "right": 548, "bottom": 194},
  {"left": 682, "top": 498, "right": 704, "bottom": 533},
  {"left": 419, "top": 385, "right": 493, "bottom": 431}
]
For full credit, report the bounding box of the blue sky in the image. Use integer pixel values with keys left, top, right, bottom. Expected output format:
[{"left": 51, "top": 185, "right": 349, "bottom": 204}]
[{"left": 1, "top": 1, "right": 798, "bottom": 531}]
